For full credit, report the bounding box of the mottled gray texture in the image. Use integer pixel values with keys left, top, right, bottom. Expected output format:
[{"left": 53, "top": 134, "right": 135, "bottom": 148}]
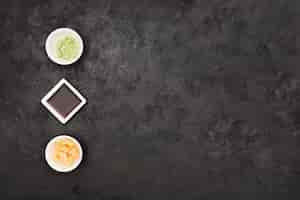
[{"left": 1, "top": 0, "right": 300, "bottom": 199}]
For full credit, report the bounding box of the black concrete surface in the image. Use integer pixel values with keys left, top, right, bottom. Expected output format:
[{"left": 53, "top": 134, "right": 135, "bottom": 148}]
[{"left": 1, "top": 0, "right": 300, "bottom": 199}]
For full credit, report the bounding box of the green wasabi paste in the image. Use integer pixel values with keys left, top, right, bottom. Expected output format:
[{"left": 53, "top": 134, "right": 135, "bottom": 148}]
[{"left": 56, "top": 36, "right": 80, "bottom": 61}]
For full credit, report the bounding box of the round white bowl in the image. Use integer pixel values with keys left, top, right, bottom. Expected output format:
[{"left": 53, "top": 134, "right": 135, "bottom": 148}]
[
  {"left": 45, "top": 28, "right": 84, "bottom": 65},
  {"left": 45, "top": 135, "right": 83, "bottom": 173}
]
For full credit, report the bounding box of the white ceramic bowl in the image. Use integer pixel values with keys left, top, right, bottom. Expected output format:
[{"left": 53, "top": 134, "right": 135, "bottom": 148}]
[
  {"left": 45, "top": 135, "right": 83, "bottom": 172},
  {"left": 45, "top": 28, "right": 84, "bottom": 65}
]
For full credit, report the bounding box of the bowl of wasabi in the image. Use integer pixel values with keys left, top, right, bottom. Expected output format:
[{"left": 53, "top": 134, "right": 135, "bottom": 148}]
[{"left": 45, "top": 28, "right": 84, "bottom": 65}]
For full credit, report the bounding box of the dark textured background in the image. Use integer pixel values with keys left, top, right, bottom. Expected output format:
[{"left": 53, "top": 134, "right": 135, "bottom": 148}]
[{"left": 1, "top": 0, "right": 300, "bottom": 199}]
